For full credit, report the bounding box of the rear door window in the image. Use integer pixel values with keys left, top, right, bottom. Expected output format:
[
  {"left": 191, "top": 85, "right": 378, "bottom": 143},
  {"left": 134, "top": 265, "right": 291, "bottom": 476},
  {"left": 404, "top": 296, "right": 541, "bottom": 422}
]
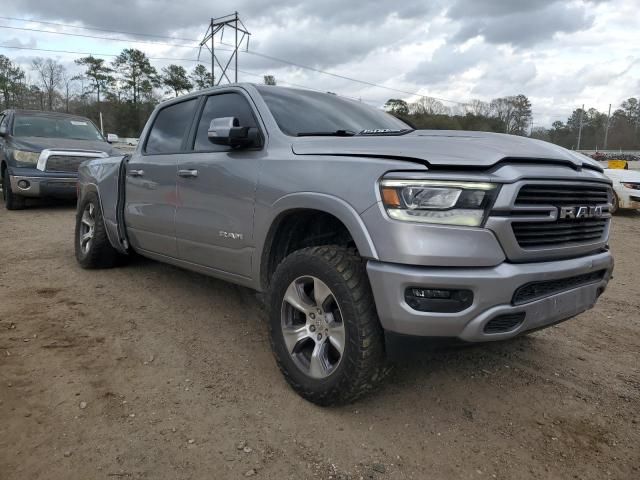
[{"left": 145, "top": 99, "right": 198, "bottom": 154}]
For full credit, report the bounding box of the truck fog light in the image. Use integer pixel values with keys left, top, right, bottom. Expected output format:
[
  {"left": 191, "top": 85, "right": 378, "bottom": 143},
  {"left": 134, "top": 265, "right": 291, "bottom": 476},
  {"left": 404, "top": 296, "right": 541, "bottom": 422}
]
[
  {"left": 405, "top": 287, "right": 473, "bottom": 313},
  {"left": 18, "top": 180, "right": 30, "bottom": 189}
]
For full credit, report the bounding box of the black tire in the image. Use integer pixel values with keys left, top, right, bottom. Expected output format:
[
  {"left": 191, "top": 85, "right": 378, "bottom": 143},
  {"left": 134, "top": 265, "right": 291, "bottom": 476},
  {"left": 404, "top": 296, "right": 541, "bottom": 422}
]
[
  {"left": 75, "top": 191, "right": 120, "bottom": 269},
  {"left": 268, "top": 245, "right": 389, "bottom": 406},
  {"left": 2, "top": 170, "right": 26, "bottom": 210}
]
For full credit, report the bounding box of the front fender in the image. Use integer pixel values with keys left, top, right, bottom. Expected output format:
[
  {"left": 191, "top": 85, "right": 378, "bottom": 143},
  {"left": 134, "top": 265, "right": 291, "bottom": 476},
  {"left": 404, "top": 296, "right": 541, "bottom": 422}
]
[{"left": 252, "top": 192, "right": 379, "bottom": 290}]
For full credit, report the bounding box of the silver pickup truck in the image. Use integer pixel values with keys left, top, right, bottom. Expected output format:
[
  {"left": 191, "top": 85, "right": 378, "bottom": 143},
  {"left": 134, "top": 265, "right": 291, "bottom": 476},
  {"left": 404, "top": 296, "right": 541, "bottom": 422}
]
[{"left": 75, "top": 84, "right": 614, "bottom": 405}]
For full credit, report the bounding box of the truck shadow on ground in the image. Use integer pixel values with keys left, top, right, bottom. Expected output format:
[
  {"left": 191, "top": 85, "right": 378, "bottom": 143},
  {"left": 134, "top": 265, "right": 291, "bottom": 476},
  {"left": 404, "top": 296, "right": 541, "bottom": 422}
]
[
  {"left": 122, "top": 253, "right": 546, "bottom": 407},
  {"left": 1, "top": 197, "right": 77, "bottom": 210}
]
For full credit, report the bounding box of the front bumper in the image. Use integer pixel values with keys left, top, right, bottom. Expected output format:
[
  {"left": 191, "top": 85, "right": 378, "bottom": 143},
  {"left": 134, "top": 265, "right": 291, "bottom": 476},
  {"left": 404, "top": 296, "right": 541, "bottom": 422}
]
[
  {"left": 618, "top": 187, "right": 640, "bottom": 210},
  {"left": 9, "top": 169, "right": 77, "bottom": 198},
  {"left": 367, "top": 250, "right": 613, "bottom": 342}
]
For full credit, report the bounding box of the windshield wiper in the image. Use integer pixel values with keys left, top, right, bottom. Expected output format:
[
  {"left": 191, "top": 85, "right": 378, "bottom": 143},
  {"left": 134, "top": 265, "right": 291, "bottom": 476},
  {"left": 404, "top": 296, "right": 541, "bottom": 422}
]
[{"left": 296, "top": 129, "right": 357, "bottom": 137}]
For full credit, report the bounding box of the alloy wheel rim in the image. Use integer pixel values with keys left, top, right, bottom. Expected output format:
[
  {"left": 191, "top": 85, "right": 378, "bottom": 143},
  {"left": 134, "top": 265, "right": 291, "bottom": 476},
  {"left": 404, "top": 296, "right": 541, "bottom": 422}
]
[
  {"left": 280, "top": 276, "right": 346, "bottom": 379},
  {"left": 79, "top": 203, "right": 96, "bottom": 254}
]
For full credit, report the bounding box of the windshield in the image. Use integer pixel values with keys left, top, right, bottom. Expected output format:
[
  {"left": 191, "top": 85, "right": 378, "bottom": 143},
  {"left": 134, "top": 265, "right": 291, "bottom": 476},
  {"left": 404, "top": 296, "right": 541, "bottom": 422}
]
[
  {"left": 256, "top": 86, "right": 410, "bottom": 136},
  {"left": 12, "top": 115, "right": 104, "bottom": 141}
]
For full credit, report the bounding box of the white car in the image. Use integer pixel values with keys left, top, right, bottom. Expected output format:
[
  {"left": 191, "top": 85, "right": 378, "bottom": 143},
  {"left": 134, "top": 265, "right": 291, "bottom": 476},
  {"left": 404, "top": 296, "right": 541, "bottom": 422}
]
[{"left": 603, "top": 168, "right": 640, "bottom": 213}]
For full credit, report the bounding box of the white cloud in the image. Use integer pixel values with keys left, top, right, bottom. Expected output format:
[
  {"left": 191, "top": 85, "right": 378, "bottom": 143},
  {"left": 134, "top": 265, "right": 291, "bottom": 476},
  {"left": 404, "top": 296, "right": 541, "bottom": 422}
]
[{"left": 0, "top": 0, "right": 637, "bottom": 126}]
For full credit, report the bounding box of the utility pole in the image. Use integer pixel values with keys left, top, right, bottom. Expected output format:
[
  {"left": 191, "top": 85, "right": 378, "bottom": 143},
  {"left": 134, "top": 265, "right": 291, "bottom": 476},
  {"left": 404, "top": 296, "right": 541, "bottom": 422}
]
[
  {"left": 603, "top": 103, "right": 611, "bottom": 150},
  {"left": 577, "top": 104, "right": 584, "bottom": 150},
  {"left": 635, "top": 96, "right": 639, "bottom": 148},
  {"left": 198, "top": 13, "right": 251, "bottom": 86}
]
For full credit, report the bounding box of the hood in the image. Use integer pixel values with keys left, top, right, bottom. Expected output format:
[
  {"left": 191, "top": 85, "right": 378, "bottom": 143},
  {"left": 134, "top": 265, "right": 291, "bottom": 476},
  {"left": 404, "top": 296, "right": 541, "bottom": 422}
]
[
  {"left": 291, "top": 130, "right": 603, "bottom": 171},
  {"left": 9, "top": 136, "right": 119, "bottom": 156}
]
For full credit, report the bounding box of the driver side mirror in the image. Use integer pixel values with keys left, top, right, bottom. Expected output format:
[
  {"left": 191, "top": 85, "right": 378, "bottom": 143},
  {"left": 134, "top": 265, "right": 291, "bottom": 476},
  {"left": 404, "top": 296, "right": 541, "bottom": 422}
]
[
  {"left": 106, "top": 133, "right": 119, "bottom": 144},
  {"left": 208, "top": 117, "right": 259, "bottom": 148},
  {"left": 0, "top": 125, "right": 7, "bottom": 137}
]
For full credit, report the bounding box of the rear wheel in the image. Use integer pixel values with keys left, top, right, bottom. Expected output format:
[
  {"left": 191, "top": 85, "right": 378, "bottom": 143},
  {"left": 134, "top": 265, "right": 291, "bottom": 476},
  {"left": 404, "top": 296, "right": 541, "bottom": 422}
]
[
  {"left": 268, "top": 246, "right": 389, "bottom": 406},
  {"left": 75, "top": 192, "right": 120, "bottom": 268},
  {"left": 2, "top": 171, "right": 26, "bottom": 210}
]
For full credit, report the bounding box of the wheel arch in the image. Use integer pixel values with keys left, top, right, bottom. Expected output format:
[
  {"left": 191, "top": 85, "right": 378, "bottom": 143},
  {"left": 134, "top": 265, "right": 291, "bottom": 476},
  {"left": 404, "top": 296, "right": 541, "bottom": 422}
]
[{"left": 256, "top": 193, "right": 378, "bottom": 291}]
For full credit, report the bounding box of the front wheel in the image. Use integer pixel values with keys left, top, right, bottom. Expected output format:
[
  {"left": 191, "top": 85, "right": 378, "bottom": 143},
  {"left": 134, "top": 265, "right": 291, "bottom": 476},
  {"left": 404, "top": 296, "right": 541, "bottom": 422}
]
[
  {"left": 75, "top": 192, "right": 120, "bottom": 269},
  {"left": 2, "top": 172, "right": 26, "bottom": 210},
  {"left": 268, "top": 246, "right": 389, "bottom": 406}
]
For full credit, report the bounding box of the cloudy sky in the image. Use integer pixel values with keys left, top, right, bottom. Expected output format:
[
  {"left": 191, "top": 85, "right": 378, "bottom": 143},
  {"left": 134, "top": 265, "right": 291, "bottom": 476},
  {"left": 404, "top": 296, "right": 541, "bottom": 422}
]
[{"left": 1, "top": 0, "right": 639, "bottom": 126}]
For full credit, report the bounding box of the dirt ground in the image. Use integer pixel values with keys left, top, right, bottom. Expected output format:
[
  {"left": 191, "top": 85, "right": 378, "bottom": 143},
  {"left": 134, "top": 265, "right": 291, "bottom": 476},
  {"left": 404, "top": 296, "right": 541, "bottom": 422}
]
[{"left": 1, "top": 201, "right": 638, "bottom": 480}]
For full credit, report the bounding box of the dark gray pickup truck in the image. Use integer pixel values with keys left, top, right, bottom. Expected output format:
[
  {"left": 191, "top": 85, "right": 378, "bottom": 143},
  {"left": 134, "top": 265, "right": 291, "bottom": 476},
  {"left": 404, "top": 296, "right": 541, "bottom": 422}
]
[
  {"left": 74, "top": 84, "right": 614, "bottom": 405},
  {"left": 0, "top": 109, "right": 117, "bottom": 209}
]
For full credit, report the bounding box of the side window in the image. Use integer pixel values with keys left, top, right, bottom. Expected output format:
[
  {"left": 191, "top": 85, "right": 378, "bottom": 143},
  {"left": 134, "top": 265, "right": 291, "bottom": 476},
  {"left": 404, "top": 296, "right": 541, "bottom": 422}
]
[
  {"left": 145, "top": 99, "right": 197, "bottom": 154},
  {"left": 193, "top": 93, "right": 258, "bottom": 151}
]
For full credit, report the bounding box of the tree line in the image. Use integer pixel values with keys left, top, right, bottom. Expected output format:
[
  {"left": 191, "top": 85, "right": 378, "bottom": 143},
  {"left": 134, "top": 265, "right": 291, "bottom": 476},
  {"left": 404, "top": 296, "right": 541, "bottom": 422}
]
[
  {"left": 531, "top": 101, "right": 640, "bottom": 150},
  {"left": 385, "top": 95, "right": 640, "bottom": 150},
  {"left": 385, "top": 95, "right": 533, "bottom": 136},
  {"left": 1, "top": 50, "right": 638, "bottom": 149},
  {"left": 0, "top": 50, "right": 213, "bottom": 137}
]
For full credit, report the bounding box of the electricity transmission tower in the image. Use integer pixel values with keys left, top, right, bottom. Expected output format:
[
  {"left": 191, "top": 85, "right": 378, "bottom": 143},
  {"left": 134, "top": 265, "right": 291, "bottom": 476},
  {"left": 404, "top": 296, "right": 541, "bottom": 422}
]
[{"left": 198, "top": 12, "right": 251, "bottom": 86}]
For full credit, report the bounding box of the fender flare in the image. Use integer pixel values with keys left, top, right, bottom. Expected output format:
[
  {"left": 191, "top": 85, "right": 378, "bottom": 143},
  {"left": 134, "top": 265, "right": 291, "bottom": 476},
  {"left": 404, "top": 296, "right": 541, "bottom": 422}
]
[{"left": 254, "top": 192, "right": 379, "bottom": 290}]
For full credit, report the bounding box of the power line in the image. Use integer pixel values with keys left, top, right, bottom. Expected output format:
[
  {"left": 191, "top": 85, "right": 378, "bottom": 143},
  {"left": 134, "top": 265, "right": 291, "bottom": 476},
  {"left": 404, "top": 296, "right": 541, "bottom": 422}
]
[
  {"left": 0, "top": 15, "right": 465, "bottom": 105},
  {"left": 0, "top": 24, "right": 202, "bottom": 49},
  {"left": 221, "top": 42, "right": 468, "bottom": 106},
  {"left": 0, "top": 43, "right": 202, "bottom": 62},
  {"left": 0, "top": 43, "right": 377, "bottom": 105},
  {"left": 0, "top": 15, "right": 199, "bottom": 42}
]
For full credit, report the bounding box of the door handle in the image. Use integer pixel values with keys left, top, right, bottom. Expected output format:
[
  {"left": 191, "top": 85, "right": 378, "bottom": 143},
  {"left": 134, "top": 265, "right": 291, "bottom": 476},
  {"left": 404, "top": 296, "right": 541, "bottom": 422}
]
[
  {"left": 178, "top": 169, "right": 199, "bottom": 178},
  {"left": 128, "top": 169, "right": 144, "bottom": 177}
]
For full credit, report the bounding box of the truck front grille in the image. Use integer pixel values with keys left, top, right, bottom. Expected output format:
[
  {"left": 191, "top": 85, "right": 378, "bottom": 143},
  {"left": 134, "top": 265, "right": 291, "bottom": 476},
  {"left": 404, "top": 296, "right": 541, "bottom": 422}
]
[
  {"left": 45, "top": 155, "right": 97, "bottom": 173},
  {"left": 515, "top": 184, "right": 610, "bottom": 206},
  {"left": 512, "top": 219, "right": 608, "bottom": 248},
  {"left": 511, "top": 183, "right": 611, "bottom": 249}
]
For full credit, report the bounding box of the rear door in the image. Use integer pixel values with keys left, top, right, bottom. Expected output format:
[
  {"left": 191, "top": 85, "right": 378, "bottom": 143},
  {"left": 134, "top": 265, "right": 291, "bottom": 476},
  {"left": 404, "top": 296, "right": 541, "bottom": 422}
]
[
  {"left": 174, "top": 90, "right": 263, "bottom": 278},
  {"left": 125, "top": 98, "right": 198, "bottom": 258}
]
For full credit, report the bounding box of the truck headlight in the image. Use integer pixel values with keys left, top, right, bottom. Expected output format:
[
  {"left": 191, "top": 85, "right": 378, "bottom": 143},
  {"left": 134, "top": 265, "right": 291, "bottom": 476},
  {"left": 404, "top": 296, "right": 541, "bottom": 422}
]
[
  {"left": 380, "top": 179, "right": 498, "bottom": 226},
  {"left": 621, "top": 182, "right": 640, "bottom": 190},
  {"left": 12, "top": 149, "right": 41, "bottom": 166}
]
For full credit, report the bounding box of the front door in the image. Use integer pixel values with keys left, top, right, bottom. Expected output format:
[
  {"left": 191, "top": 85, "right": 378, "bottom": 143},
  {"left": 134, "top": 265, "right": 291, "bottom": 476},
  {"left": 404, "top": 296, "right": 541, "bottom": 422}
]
[
  {"left": 175, "top": 91, "right": 263, "bottom": 278},
  {"left": 125, "top": 98, "right": 198, "bottom": 258}
]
